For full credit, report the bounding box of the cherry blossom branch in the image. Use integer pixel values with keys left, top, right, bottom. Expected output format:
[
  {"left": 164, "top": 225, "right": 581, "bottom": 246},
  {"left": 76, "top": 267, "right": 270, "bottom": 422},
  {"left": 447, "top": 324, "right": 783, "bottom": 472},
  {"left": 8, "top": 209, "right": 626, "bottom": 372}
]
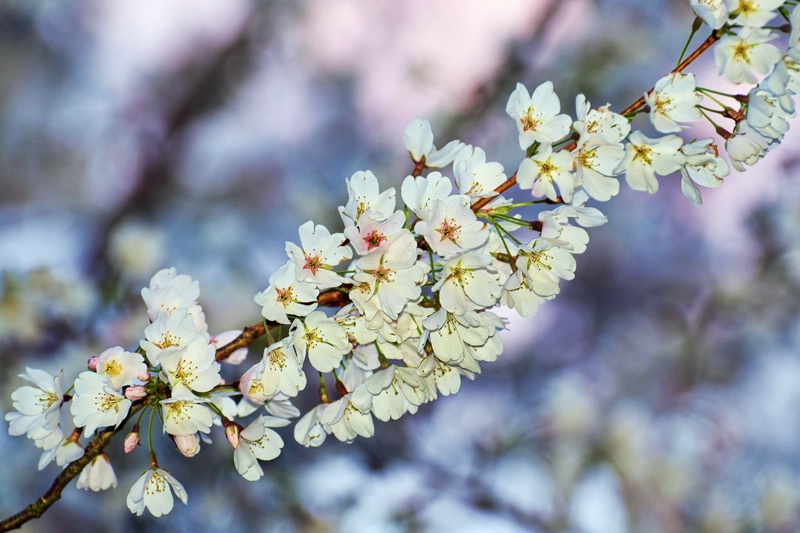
[
  {"left": 215, "top": 285, "right": 353, "bottom": 362},
  {"left": 0, "top": 403, "right": 145, "bottom": 533},
  {"left": 471, "top": 29, "right": 722, "bottom": 214}
]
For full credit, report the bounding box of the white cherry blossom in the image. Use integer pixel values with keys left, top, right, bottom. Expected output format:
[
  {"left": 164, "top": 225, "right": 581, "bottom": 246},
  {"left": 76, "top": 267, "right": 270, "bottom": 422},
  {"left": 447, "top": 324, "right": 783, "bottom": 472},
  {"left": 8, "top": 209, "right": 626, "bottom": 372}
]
[
  {"left": 401, "top": 171, "right": 453, "bottom": 220},
  {"left": 70, "top": 372, "right": 131, "bottom": 438},
  {"left": 403, "top": 118, "right": 465, "bottom": 168},
  {"left": 94, "top": 346, "right": 147, "bottom": 390},
  {"left": 290, "top": 310, "right": 351, "bottom": 372},
  {"left": 432, "top": 251, "right": 502, "bottom": 315},
  {"left": 725, "top": 0, "right": 783, "bottom": 28},
  {"left": 517, "top": 143, "right": 577, "bottom": 202},
  {"left": 506, "top": 81, "right": 573, "bottom": 149},
  {"left": 714, "top": 26, "right": 781, "bottom": 84},
  {"left": 158, "top": 335, "right": 221, "bottom": 393},
  {"left": 160, "top": 384, "right": 214, "bottom": 436},
  {"left": 77, "top": 454, "right": 118, "bottom": 492},
  {"left": 679, "top": 138, "right": 729, "bottom": 204},
  {"left": 691, "top": 0, "right": 729, "bottom": 29},
  {"left": 452, "top": 145, "right": 507, "bottom": 200},
  {"left": 285, "top": 221, "right": 353, "bottom": 289},
  {"left": 254, "top": 260, "right": 319, "bottom": 325},
  {"left": 339, "top": 170, "right": 397, "bottom": 225},
  {"left": 5, "top": 367, "right": 64, "bottom": 438},
  {"left": 414, "top": 195, "right": 489, "bottom": 257},
  {"left": 126, "top": 467, "right": 188, "bottom": 517},
  {"left": 644, "top": 72, "right": 702, "bottom": 133},
  {"left": 233, "top": 415, "right": 288, "bottom": 481},
  {"left": 238, "top": 338, "right": 307, "bottom": 402},
  {"left": 620, "top": 130, "right": 685, "bottom": 194}
]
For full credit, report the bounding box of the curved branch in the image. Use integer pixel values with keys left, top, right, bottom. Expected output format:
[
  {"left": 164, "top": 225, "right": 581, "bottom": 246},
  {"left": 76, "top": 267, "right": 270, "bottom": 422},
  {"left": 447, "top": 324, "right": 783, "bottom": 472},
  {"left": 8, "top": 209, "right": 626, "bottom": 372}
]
[{"left": 0, "top": 403, "right": 145, "bottom": 532}]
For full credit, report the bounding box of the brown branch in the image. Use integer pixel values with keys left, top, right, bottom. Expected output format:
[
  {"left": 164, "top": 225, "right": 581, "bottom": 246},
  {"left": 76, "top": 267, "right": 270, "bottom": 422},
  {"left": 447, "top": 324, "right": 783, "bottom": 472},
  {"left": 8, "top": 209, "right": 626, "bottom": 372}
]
[
  {"left": 0, "top": 403, "right": 145, "bottom": 532},
  {"left": 620, "top": 30, "right": 721, "bottom": 116},
  {"left": 215, "top": 285, "right": 354, "bottom": 362}
]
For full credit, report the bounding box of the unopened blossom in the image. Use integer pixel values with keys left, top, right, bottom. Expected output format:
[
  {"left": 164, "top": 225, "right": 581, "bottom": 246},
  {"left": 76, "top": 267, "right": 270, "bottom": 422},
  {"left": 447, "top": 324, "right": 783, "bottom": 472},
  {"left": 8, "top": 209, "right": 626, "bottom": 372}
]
[
  {"left": 70, "top": 372, "right": 131, "bottom": 438},
  {"left": 452, "top": 145, "right": 507, "bottom": 200},
  {"left": 714, "top": 26, "right": 781, "bottom": 84},
  {"left": 516, "top": 143, "right": 577, "bottom": 202},
  {"left": 679, "top": 138, "right": 729, "bottom": 205},
  {"left": 620, "top": 131, "right": 685, "bottom": 194},
  {"left": 234, "top": 415, "right": 289, "bottom": 481},
  {"left": 644, "top": 73, "right": 702, "bottom": 133},
  {"left": 126, "top": 467, "right": 188, "bottom": 517},
  {"left": 339, "top": 170, "right": 397, "bottom": 224},
  {"left": 286, "top": 221, "right": 352, "bottom": 290},
  {"left": 401, "top": 171, "right": 453, "bottom": 220},
  {"left": 290, "top": 310, "right": 351, "bottom": 373},
  {"left": 94, "top": 346, "right": 147, "bottom": 390},
  {"left": 77, "top": 454, "right": 117, "bottom": 492},
  {"left": 124, "top": 431, "right": 140, "bottom": 453},
  {"left": 125, "top": 386, "right": 147, "bottom": 401},
  {"left": 5, "top": 367, "right": 64, "bottom": 438},
  {"left": 173, "top": 433, "right": 201, "bottom": 457},
  {"left": 415, "top": 195, "right": 489, "bottom": 257},
  {"left": 403, "top": 118, "right": 465, "bottom": 168},
  {"left": 506, "top": 81, "right": 572, "bottom": 149},
  {"left": 725, "top": 0, "right": 784, "bottom": 28},
  {"left": 254, "top": 260, "right": 319, "bottom": 325}
]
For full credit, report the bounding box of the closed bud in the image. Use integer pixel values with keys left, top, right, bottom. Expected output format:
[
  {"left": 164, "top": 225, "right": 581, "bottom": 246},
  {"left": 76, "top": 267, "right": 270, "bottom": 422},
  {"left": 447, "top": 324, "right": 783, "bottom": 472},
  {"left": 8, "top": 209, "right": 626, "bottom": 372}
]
[
  {"left": 174, "top": 434, "right": 201, "bottom": 458},
  {"left": 125, "top": 386, "right": 147, "bottom": 401}
]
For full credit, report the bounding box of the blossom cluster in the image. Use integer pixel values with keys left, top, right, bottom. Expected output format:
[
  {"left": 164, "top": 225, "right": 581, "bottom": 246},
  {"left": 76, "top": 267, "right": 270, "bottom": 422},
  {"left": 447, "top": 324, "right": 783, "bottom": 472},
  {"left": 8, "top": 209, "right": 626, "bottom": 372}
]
[{"left": 4, "top": 0, "right": 799, "bottom": 522}]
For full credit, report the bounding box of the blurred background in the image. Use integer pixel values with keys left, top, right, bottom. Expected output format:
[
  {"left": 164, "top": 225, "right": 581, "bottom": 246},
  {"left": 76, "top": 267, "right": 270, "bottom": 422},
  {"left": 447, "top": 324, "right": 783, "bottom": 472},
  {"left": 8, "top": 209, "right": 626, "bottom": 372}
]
[{"left": 2, "top": 0, "right": 800, "bottom": 531}]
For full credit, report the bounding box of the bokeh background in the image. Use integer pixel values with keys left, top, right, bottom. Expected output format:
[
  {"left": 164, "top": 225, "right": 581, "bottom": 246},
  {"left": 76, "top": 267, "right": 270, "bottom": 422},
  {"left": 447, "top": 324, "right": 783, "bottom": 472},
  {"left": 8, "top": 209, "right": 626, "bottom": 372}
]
[{"left": 2, "top": 1, "right": 800, "bottom": 531}]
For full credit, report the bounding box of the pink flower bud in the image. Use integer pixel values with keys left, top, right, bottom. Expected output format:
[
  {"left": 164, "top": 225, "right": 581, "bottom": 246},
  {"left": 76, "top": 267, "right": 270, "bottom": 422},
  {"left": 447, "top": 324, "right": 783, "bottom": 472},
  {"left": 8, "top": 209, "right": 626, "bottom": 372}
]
[
  {"left": 87, "top": 356, "right": 100, "bottom": 371},
  {"left": 174, "top": 434, "right": 201, "bottom": 457},
  {"left": 225, "top": 425, "right": 240, "bottom": 449},
  {"left": 224, "top": 348, "right": 248, "bottom": 366},
  {"left": 124, "top": 432, "right": 140, "bottom": 453},
  {"left": 125, "top": 386, "right": 147, "bottom": 401},
  {"left": 138, "top": 371, "right": 150, "bottom": 382}
]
